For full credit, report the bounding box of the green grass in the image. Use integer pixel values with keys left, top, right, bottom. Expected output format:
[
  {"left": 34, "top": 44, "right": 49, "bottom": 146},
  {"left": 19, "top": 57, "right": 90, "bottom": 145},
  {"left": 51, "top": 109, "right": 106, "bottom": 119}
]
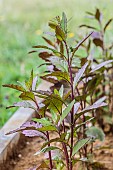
[{"left": 0, "top": 0, "right": 113, "bottom": 127}]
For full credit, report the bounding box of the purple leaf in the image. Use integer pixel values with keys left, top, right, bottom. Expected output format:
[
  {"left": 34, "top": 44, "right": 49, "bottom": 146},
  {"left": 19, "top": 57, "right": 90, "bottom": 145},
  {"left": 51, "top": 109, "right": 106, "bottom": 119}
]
[
  {"left": 74, "top": 102, "right": 80, "bottom": 114},
  {"left": 6, "top": 101, "right": 37, "bottom": 111},
  {"left": 91, "top": 32, "right": 101, "bottom": 39},
  {"left": 6, "top": 121, "right": 42, "bottom": 135},
  {"left": 32, "top": 76, "right": 38, "bottom": 91},
  {"left": 44, "top": 31, "right": 55, "bottom": 37},
  {"left": 73, "top": 62, "right": 88, "bottom": 88},
  {"left": 47, "top": 65, "right": 54, "bottom": 72},
  {"left": 22, "top": 130, "right": 46, "bottom": 138},
  {"left": 90, "top": 60, "right": 113, "bottom": 73}
]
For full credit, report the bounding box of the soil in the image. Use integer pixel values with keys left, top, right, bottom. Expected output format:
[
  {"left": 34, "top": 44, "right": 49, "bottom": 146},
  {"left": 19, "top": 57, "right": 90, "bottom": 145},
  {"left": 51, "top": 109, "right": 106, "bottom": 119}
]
[{"left": 1, "top": 133, "right": 113, "bottom": 170}]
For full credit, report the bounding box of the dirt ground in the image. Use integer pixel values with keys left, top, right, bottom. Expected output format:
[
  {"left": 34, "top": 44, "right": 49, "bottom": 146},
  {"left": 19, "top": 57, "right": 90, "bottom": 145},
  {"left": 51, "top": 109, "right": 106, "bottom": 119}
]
[{"left": 2, "top": 133, "right": 113, "bottom": 170}]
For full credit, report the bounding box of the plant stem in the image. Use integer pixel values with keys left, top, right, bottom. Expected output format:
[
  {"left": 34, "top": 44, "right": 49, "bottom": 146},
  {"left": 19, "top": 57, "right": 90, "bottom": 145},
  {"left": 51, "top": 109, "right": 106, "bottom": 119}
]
[
  {"left": 64, "top": 40, "right": 74, "bottom": 170},
  {"left": 62, "top": 121, "right": 70, "bottom": 170},
  {"left": 47, "top": 132, "right": 53, "bottom": 170}
]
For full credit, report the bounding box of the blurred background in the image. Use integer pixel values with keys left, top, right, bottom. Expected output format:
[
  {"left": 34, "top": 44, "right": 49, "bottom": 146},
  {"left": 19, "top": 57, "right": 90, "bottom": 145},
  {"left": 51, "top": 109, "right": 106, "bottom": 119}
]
[{"left": 0, "top": 0, "right": 113, "bottom": 127}]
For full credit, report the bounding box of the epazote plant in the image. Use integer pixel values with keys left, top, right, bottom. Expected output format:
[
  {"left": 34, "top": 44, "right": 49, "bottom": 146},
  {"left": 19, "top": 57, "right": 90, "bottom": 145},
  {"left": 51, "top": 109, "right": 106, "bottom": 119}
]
[
  {"left": 80, "top": 8, "right": 113, "bottom": 133},
  {"left": 3, "top": 13, "right": 112, "bottom": 170}
]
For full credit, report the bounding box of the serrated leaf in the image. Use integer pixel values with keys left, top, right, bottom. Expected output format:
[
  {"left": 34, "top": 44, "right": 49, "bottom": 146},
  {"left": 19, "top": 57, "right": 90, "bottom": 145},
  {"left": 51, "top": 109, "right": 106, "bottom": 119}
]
[
  {"left": 85, "top": 126, "right": 105, "bottom": 141},
  {"left": 73, "top": 62, "right": 88, "bottom": 88},
  {"left": 19, "top": 91, "right": 35, "bottom": 101},
  {"left": 72, "top": 138, "right": 89, "bottom": 156},
  {"left": 90, "top": 60, "right": 113, "bottom": 73},
  {"left": 60, "top": 100, "right": 75, "bottom": 123},
  {"left": 104, "top": 18, "right": 113, "bottom": 32},
  {"left": 2, "top": 84, "right": 25, "bottom": 92}
]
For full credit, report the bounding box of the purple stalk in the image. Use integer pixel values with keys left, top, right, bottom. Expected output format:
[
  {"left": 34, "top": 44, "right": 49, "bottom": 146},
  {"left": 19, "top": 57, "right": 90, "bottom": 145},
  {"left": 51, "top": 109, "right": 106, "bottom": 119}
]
[
  {"left": 47, "top": 132, "right": 53, "bottom": 170},
  {"left": 64, "top": 40, "right": 74, "bottom": 170}
]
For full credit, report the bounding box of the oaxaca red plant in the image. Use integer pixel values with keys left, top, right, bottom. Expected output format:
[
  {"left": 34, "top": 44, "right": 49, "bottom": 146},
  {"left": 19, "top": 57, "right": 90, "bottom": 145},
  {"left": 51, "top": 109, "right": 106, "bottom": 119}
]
[
  {"left": 80, "top": 8, "right": 113, "bottom": 133},
  {"left": 3, "top": 12, "right": 111, "bottom": 170}
]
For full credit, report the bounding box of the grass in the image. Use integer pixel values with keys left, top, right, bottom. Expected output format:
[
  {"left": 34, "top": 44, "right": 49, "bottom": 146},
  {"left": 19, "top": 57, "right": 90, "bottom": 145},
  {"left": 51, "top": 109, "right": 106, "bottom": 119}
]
[{"left": 0, "top": 0, "right": 113, "bottom": 127}]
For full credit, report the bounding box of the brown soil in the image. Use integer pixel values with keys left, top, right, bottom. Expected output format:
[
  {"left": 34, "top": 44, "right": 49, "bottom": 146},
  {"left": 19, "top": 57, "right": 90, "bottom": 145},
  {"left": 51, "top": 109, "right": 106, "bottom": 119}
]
[{"left": 2, "top": 134, "right": 113, "bottom": 170}]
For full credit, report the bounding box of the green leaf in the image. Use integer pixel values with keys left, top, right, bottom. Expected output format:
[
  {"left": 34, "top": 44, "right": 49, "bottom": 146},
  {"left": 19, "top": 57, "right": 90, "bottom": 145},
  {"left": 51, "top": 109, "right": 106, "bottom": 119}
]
[
  {"left": 43, "top": 71, "right": 70, "bottom": 83},
  {"left": 32, "top": 45, "right": 61, "bottom": 57},
  {"left": 61, "top": 12, "right": 67, "bottom": 34},
  {"left": 35, "top": 146, "right": 60, "bottom": 155},
  {"left": 37, "top": 125, "right": 57, "bottom": 132},
  {"left": 44, "top": 93, "right": 64, "bottom": 114},
  {"left": 48, "top": 21, "right": 57, "bottom": 29},
  {"left": 2, "top": 84, "right": 25, "bottom": 92},
  {"left": 35, "top": 161, "right": 49, "bottom": 169},
  {"left": 74, "top": 117, "right": 94, "bottom": 131},
  {"left": 25, "top": 69, "right": 33, "bottom": 91},
  {"left": 19, "top": 91, "right": 35, "bottom": 101},
  {"left": 60, "top": 100, "right": 75, "bottom": 123},
  {"left": 90, "top": 60, "right": 113, "bottom": 73},
  {"left": 72, "top": 138, "right": 89, "bottom": 156},
  {"left": 85, "top": 126, "right": 105, "bottom": 141},
  {"left": 38, "top": 105, "right": 48, "bottom": 116},
  {"left": 55, "top": 25, "right": 66, "bottom": 41},
  {"left": 41, "top": 138, "right": 65, "bottom": 149},
  {"left": 33, "top": 118, "right": 52, "bottom": 126},
  {"left": 59, "top": 85, "right": 64, "bottom": 98}
]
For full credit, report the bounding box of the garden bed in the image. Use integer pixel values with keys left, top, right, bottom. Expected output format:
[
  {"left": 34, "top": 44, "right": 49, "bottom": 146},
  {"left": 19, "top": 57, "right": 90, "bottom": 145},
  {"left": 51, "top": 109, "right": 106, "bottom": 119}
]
[{"left": 2, "top": 133, "right": 113, "bottom": 170}]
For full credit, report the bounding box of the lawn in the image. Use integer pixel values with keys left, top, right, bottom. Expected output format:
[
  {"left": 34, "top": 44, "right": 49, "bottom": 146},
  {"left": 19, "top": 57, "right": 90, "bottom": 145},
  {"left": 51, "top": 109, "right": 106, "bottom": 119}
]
[{"left": 0, "top": 0, "right": 113, "bottom": 127}]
